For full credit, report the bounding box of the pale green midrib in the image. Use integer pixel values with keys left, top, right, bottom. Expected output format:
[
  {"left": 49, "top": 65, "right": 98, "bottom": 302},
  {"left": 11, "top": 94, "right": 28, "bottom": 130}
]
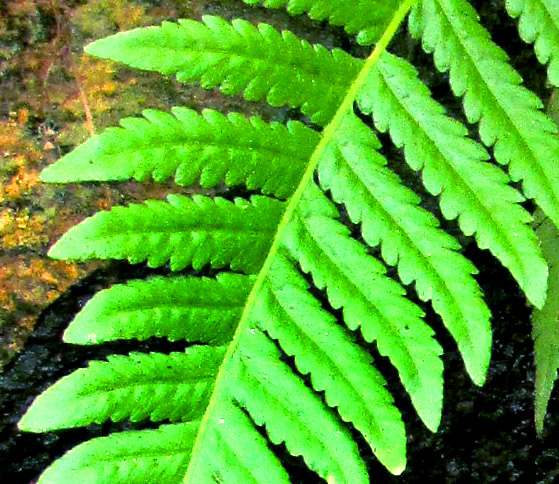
[
  {"left": 76, "top": 226, "right": 276, "bottom": 237},
  {"left": 377, "top": 57, "right": 531, "bottom": 288},
  {"left": 133, "top": 39, "right": 355, "bottom": 91},
  {"left": 74, "top": 378, "right": 214, "bottom": 394},
  {"left": 99, "top": 301, "right": 243, "bottom": 314},
  {"left": 183, "top": 1, "right": 418, "bottom": 481},
  {"left": 80, "top": 445, "right": 194, "bottom": 462},
  {"left": 90, "top": 137, "right": 311, "bottom": 162},
  {"left": 434, "top": 0, "right": 559, "bottom": 210}
]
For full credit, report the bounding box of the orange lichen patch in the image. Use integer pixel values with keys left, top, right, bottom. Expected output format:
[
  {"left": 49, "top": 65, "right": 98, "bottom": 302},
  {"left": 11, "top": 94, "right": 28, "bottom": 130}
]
[
  {"left": 1, "top": 208, "right": 50, "bottom": 249},
  {"left": 4, "top": 166, "right": 41, "bottom": 198},
  {"left": 0, "top": 254, "right": 101, "bottom": 365}
]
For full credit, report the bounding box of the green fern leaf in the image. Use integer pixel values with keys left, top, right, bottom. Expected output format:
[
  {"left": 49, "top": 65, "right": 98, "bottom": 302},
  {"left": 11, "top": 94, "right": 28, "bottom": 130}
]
[
  {"left": 318, "top": 110, "right": 491, "bottom": 385},
  {"left": 506, "top": 0, "right": 559, "bottom": 86},
  {"left": 20, "top": 0, "right": 559, "bottom": 481},
  {"left": 409, "top": 0, "right": 559, "bottom": 232},
  {"left": 282, "top": 183, "right": 443, "bottom": 431},
  {"left": 241, "top": 0, "right": 402, "bottom": 45},
  {"left": 255, "top": 248, "right": 408, "bottom": 470},
  {"left": 187, "top": 399, "right": 291, "bottom": 483},
  {"left": 34, "top": 423, "right": 197, "bottom": 484},
  {"left": 63, "top": 273, "right": 252, "bottom": 345},
  {"left": 84, "top": 16, "right": 361, "bottom": 126},
  {"left": 358, "top": 51, "right": 548, "bottom": 308},
  {"left": 225, "top": 327, "right": 371, "bottom": 482},
  {"left": 19, "top": 347, "right": 225, "bottom": 432},
  {"left": 48, "top": 195, "right": 283, "bottom": 273},
  {"left": 40, "top": 108, "right": 318, "bottom": 200},
  {"left": 532, "top": 210, "right": 559, "bottom": 434}
]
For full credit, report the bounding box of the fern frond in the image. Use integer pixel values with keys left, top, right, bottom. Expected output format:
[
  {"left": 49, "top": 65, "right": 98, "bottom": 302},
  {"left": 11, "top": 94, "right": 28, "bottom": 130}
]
[
  {"left": 318, "top": 111, "right": 491, "bottom": 385},
  {"left": 190, "top": 399, "right": 291, "bottom": 483},
  {"left": 63, "top": 273, "right": 252, "bottom": 345},
  {"left": 409, "top": 0, "right": 559, "bottom": 232},
  {"left": 254, "top": 249, "right": 407, "bottom": 470},
  {"left": 85, "top": 16, "right": 361, "bottom": 126},
  {"left": 34, "top": 423, "right": 197, "bottom": 484},
  {"left": 225, "top": 327, "right": 371, "bottom": 482},
  {"left": 40, "top": 108, "right": 319, "bottom": 200},
  {"left": 48, "top": 194, "right": 283, "bottom": 273},
  {"left": 18, "top": 347, "right": 225, "bottom": 432},
  {"left": 532, "top": 210, "right": 559, "bottom": 434},
  {"left": 506, "top": 0, "right": 559, "bottom": 86},
  {"left": 241, "top": 0, "right": 401, "bottom": 45},
  {"left": 358, "top": 51, "right": 548, "bottom": 308},
  {"left": 282, "top": 183, "right": 443, "bottom": 431}
]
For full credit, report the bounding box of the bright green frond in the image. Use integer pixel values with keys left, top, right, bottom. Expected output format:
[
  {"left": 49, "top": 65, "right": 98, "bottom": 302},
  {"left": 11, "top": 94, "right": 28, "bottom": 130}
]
[
  {"left": 282, "top": 185, "right": 443, "bottom": 430},
  {"left": 63, "top": 273, "right": 252, "bottom": 345},
  {"left": 40, "top": 108, "right": 318, "bottom": 199},
  {"left": 228, "top": 327, "right": 370, "bottom": 483},
  {"left": 506, "top": 0, "right": 559, "bottom": 86},
  {"left": 35, "top": 423, "right": 197, "bottom": 484},
  {"left": 318, "top": 111, "right": 491, "bottom": 385},
  {"left": 48, "top": 195, "right": 283, "bottom": 273},
  {"left": 241, "top": 0, "right": 402, "bottom": 45},
  {"left": 18, "top": 348, "right": 225, "bottom": 432},
  {"left": 409, "top": 0, "right": 559, "bottom": 232},
  {"left": 532, "top": 211, "right": 559, "bottom": 434},
  {"left": 85, "top": 16, "right": 361, "bottom": 126},
  {"left": 185, "top": 400, "right": 290, "bottom": 483},
  {"left": 358, "top": 51, "right": 548, "bottom": 308},
  {"left": 253, "top": 250, "right": 407, "bottom": 471}
]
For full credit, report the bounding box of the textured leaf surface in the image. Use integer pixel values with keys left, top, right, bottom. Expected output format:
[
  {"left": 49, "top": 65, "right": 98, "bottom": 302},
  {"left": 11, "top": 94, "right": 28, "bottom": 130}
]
[
  {"left": 85, "top": 16, "right": 361, "bottom": 126},
  {"left": 241, "top": 0, "right": 402, "bottom": 45},
  {"left": 19, "top": 347, "right": 225, "bottom": 431},
  {"left": 64, "top": 273, "right": 252, "bottom": 345},
  {"left": 184, "top": 399, "right": 290, "bottom": 483},
  {"left": 228, "top": 327, "right": 371, "bottom": 482},
  {"left": 533, "top": 211, "right": 559, "bottom": 434},
  {"left": 359, "top": 51, "right": 548, "bottom": 309},
  {"left": 506, "top": 0, "right": 559, "bottom": 86},
  {"left": 41, "top": 108, "right": 318, "bottom": 199},
  {"left": 24, "top": 1, "right": 559, "bottom": 481},
  {"left": 282, "top": 183, "right": 443, "bottom": 430},
  {"left": 252, "top": 249, "right": 407, "bottom": 471},
  {"left": 409, "top": 0, "right": 559, "bottom": 232},
  {"left": 49, "top": 195, "right": 283, "bottom": 273},
  {"left": 35, "top": 423, "right": 197, "bottom": 484},
  {"left": 318, "top": 111, "right": 491, "bottom": 386}
]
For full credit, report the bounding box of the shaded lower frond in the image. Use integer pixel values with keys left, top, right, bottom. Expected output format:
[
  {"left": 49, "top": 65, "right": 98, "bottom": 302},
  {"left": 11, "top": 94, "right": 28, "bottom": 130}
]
[
  {"left": 187, "top": 400, "right": 290, "bottom": 483},
  {"left": 18, "top": 347, "right": 225, "bottom": 431},
  {"left": 228, "top": 327, "right": 370, "bottom": 483},
  {"left": 253, "top": 250, "right": 406, "bottom": 472},
  {"left": 506, "top": 0, "right": 559, "bottom": 86},
  {"left": 283, "top": 185, "right": 443, "bottom": 430},
  {"left": 359, "top": 51, "right": 548, "bottom": 308},
  {"left": 241, "top": 0, "right": 402, "bottom": 45},
  {"left": 318, "top": 111, "right": 491, "bottom": 385},
  {"left": 85, "top": 16, "right": 360, "bottom": 126},
  {"left": 49, "top": 195, "right": 283, "bottom": 274},
  {"left": 40, "top": 108, "right": 318, "bottom": 200},
  {"left": 63, "top": 273, "right": 252, "bottom": 345},
  {"left": 533, "top": 211, "right": 559, "bottom": 434},
  {"left": 409, "top": 0, "right": 559, "bottom": 233},
  {"left": 34, "top": 423, "right": 197, "bottom": 484}
]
